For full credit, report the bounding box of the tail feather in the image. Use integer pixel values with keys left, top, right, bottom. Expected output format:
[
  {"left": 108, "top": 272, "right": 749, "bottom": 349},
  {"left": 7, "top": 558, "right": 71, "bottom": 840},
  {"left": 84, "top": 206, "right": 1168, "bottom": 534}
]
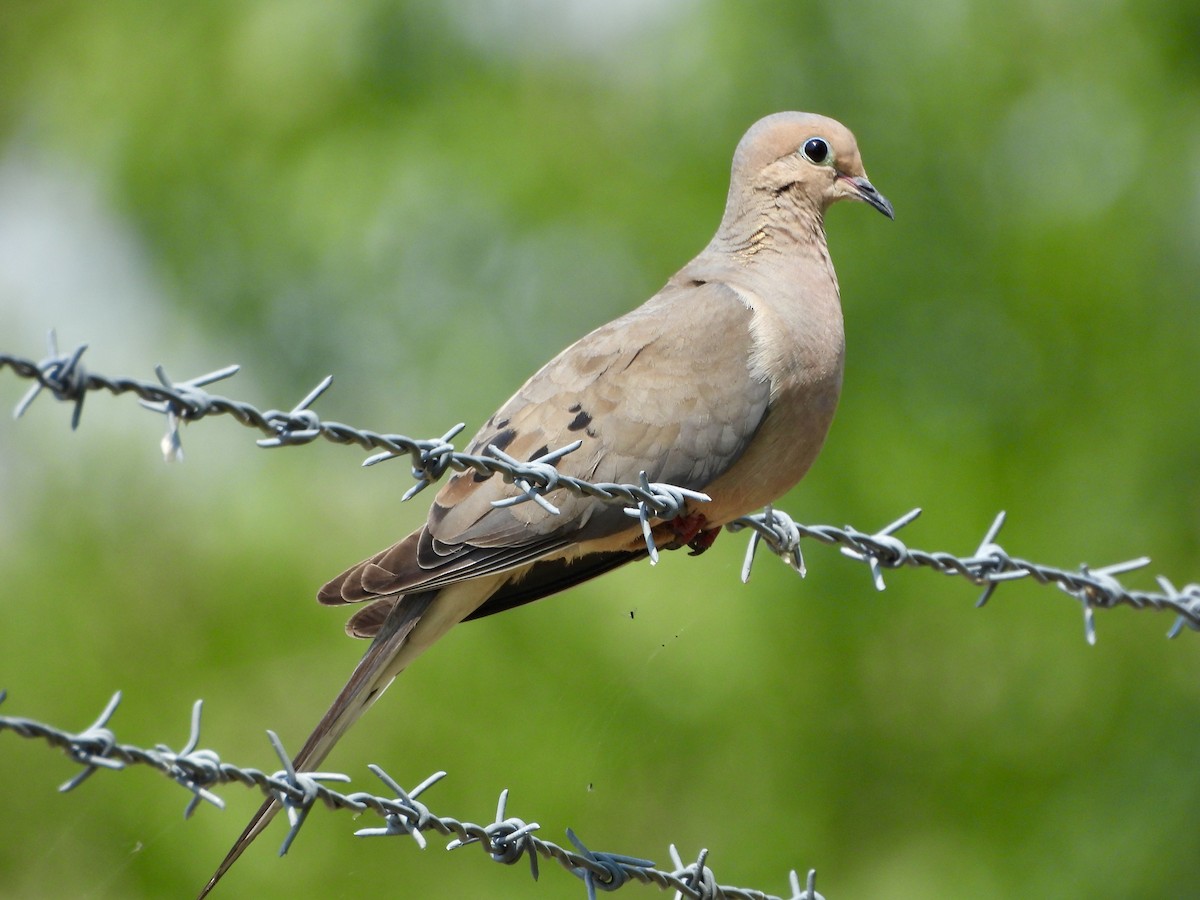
[{"left": 195, "top": 590, "right": 437, "bottom": 898}]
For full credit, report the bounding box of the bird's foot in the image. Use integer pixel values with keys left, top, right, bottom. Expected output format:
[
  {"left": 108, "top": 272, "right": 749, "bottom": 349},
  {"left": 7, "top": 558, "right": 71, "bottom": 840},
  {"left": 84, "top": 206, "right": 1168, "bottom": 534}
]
[
  {"left": 657, "top": 511, "right": 719, "bottom": 555},
  {"left": 687, "top": 526, "right": 720, "bottom": 556}
]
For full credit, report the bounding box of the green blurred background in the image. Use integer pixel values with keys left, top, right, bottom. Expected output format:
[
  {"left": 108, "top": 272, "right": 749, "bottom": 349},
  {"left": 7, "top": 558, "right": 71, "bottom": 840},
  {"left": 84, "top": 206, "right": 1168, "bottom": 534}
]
[{"left": 2, "top": 2, "right": 1199, "bottom": 898}]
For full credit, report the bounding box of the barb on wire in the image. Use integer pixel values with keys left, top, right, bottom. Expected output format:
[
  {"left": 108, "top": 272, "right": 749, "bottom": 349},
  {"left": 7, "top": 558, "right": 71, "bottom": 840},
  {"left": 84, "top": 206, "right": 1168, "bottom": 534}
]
[
  {"left": 3, "top": 338, "right": 1200, "bottom": 642},
  {"left": 264, "top": 728, "right": 358, "bottom": 855},
  {"left": 625, "top": 472, "right": 712, "bottom": 565},
  {"left": 354, "top": 767, "right": 447, "bottom": 851},
  {"left": 12, "top": 332, "right": 89, "bottom": 428},
  {"left": 0, "top": 692, "right": 824, "bottom": 900},
  {"left": 736, "top": 505, "right": 805, "bottom": 581},
  {"left": 487, "top": 440, "right": 581, "bottom": 515}
]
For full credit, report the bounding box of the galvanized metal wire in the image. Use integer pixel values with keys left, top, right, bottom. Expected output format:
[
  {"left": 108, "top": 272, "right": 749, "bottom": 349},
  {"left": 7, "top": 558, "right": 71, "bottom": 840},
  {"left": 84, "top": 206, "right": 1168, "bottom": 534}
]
[
  {"left": 3, "top": 335, "right": 1197, "bottom": 641},
  {"left": 0, "top": 690, "right": 823, "bottom": 900}
]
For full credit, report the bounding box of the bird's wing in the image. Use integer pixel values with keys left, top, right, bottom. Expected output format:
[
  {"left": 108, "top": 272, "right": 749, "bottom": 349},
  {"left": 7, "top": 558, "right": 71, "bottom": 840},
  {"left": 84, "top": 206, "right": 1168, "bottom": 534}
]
[{"left": 322, "top": 279, "right": 773, "bottom": 608}]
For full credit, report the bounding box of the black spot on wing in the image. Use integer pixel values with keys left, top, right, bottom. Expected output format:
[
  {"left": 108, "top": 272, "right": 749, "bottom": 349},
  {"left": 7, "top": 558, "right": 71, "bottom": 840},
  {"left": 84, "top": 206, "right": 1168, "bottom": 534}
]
[
  {"left": 490, "top": 428, "right": 517, "bottom": 452},
  {"left": 567, "top": 409, "right": 592, "bottom": 431},
  {"left": 472, "top": 427, "right": 517, "bottom": 481},
  {"left": 528, "top": 444, "right": 549, "bottom": 460}
]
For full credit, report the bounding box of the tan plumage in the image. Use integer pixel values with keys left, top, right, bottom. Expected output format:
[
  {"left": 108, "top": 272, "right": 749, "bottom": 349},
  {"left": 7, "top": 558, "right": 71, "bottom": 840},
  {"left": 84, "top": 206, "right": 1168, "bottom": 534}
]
[{"left": 198, "top": 111, "right": 892, "bottom": 896}]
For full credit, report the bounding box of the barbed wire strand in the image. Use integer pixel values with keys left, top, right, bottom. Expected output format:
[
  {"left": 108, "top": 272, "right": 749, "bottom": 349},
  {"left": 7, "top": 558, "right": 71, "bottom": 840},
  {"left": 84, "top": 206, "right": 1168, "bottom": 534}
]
[
  {"left": 3, "top": 336, "right": 1198, "bottom": 642},
  {"left": 0, "top": 690, "right": 821, "bottom": 900}
]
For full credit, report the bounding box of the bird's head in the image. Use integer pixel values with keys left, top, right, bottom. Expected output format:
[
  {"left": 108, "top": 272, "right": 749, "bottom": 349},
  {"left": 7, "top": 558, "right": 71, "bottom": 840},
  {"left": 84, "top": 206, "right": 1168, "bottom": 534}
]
[{"left": 731, "top": 111, "right": 894, "bottom": 221}]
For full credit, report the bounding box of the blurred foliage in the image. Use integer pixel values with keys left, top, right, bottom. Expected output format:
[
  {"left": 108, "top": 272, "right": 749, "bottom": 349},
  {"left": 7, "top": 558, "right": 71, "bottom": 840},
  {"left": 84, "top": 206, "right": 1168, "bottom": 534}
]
[{"left": 2, "top": 1, "right": 1199, "bottom": 898}]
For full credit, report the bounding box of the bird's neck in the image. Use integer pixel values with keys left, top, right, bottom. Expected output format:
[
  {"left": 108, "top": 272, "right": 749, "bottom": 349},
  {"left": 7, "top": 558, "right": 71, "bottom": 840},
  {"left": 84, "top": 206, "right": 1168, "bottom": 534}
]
[{"left": 696, "top": 191, "right": 838, "bottom": 299}]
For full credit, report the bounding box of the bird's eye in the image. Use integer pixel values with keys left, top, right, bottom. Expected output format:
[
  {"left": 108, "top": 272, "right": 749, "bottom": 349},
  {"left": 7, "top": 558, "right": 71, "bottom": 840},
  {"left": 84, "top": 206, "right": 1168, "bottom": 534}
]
[{"left": 802, "top": 137, "right": 830, "bottom": 164}]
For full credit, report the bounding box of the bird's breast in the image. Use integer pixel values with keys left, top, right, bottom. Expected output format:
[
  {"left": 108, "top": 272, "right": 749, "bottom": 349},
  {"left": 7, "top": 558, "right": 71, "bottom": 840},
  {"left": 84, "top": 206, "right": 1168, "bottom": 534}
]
[{"left": 699, "top": 281, "right": 845, "bottom": 524}]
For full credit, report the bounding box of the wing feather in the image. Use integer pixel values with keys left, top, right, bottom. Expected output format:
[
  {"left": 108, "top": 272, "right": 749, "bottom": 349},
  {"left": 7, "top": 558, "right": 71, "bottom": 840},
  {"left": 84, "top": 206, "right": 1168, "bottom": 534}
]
[{"left": 320, "top": 280, "right": 771, "bottom": 610}]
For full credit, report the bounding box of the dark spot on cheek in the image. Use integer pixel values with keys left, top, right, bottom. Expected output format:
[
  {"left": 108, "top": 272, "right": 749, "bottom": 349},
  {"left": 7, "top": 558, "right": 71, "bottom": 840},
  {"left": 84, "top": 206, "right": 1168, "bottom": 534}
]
[{"left": 567, "top": 409, "right": 592, "bottom": 431}]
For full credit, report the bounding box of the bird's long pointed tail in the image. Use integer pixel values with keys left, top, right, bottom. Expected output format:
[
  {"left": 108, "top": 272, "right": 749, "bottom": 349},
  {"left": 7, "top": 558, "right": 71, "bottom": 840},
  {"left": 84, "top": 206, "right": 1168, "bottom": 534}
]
[{"left": 196, "top": 590, "right": 437, "bottom": 898}]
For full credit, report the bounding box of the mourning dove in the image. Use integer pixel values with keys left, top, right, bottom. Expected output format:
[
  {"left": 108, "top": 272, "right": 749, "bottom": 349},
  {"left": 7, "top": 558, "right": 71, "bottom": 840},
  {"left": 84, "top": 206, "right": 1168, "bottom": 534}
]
[{"left": 198, "top": 110, "right": 892, "bottom": 896}]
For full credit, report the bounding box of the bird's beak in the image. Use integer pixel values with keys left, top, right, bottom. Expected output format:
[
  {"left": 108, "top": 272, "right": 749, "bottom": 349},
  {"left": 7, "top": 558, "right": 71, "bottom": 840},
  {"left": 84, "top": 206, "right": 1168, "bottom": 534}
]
[{"left": 841, "top": 174, "right": 894, "bottom": 220}]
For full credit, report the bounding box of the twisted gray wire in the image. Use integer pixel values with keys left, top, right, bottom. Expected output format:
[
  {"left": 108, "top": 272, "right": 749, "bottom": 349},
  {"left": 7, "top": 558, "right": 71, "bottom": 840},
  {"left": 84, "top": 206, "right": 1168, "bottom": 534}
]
[
  {"left": 3, "top": 336, "right": 1198, "bottom": 640},
  {"left": 0, "top": 691, "right": 822, "bottom": 900}
]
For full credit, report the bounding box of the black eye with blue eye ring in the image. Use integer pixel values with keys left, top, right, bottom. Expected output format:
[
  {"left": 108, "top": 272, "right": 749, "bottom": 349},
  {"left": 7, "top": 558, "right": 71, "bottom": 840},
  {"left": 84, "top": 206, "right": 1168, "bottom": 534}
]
[{"left": 802, "top": 138, "right": 830, "bottom": 164}]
